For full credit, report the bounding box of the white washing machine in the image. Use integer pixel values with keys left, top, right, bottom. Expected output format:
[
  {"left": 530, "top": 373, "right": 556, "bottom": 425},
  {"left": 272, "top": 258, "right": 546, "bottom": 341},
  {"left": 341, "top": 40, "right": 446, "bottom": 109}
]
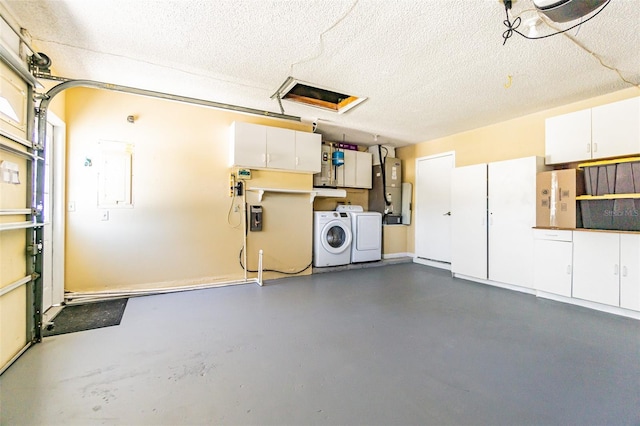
[
  {"left": 336, "top": 205, "right": 382, "bottom": 263},
  {"left": 313, "top": 211, "right": 352, "bottom": 267}
]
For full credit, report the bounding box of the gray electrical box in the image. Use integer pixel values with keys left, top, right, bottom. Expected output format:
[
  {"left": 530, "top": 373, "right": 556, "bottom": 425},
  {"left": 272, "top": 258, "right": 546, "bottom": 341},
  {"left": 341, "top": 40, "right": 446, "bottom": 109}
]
[{"left": 250, "top": 205, "right": 263, "bottom": 231}]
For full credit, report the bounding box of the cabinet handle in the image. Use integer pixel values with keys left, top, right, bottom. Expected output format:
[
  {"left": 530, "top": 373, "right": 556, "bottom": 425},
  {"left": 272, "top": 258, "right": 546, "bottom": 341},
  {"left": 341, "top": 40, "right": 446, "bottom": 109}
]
[
  {"left": 593, "top": 143, "right": 598, "bottom": 153},
  {"left": 266, "top": 154, "right": 271, "bottom": 164},
  {"left": 614, "top": 264, "right": 619, "bottom": 276},
  {"left": 262, "top": 153, "right": 266, "bottom": 164},
  {"left": 295, "top": 156, "right": 299, "bottom": 166},
  {"left": 566, "top": 265, "right": 571, "bottom": 275},
  {"left": 586, "top": 143, "right": 591, "bottom": 154},
  {"left": 622, "top": 266, "right": 628, "bottom": 277}
]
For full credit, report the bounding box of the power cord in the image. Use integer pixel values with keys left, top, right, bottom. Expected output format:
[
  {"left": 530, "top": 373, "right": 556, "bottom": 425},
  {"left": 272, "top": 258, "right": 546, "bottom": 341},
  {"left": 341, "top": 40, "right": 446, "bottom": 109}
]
[{"left": 238, "top": 247, "right": 312, "bottom": 275}]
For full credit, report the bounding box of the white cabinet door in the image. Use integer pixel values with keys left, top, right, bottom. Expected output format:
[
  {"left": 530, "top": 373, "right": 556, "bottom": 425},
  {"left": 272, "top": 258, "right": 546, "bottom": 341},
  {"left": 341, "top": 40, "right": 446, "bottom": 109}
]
[
  {"left": 545, "top": 109, "right": 592, "bottom": 164},
  {"left": 335, "top": 151, "right": 373, "bottom": 188},
  {"left": 355, "top": 151, "right": 372, "bottom": 189},
  {"left": 294, "top": 131, "right": 321, "bottom": 173},
  {"left": 336, "top": 150, "right": 356, "bottom": 187},
  {"left": 533, "top": 230, "right": 573, "bottom": 297},
  {"left": 592, "top": 97, "right": 640, "bottom": 160},
  {"left": 266, "top": 126, "right": 295, "bottom": 170},
  {"left": 230, "top": 121, "right": 266, "bottom": 168},
  {"left": 488, "top": 156, "right": 543, "bottom": 288},
  {"left": 620, "top": 234, "right": 640, "bottom": 311},
  {"left": 451, "top": 163, "right": 487, "bottom": 279},
  {"left": 572, "top": 231, "right": 620, "bottom": 306}
]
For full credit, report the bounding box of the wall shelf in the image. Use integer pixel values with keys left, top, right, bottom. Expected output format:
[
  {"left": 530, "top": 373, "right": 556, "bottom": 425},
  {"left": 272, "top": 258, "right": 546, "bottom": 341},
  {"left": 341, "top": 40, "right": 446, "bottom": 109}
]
[
  {"left": 248, "top": 187, "right": 346, "bottom": 203},
  {"left": 576, "top": 194, "right": 640, "bottom": 200}
]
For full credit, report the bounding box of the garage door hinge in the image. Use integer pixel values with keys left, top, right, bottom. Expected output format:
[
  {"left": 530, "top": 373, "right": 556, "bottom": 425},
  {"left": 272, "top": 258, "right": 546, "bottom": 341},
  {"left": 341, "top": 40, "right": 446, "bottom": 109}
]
[
  {"left": 27, "top": 243, "right": 43, "bottom": 255},
  {"left": 31, "top": 272, "right": 41, "bottom": 281}
]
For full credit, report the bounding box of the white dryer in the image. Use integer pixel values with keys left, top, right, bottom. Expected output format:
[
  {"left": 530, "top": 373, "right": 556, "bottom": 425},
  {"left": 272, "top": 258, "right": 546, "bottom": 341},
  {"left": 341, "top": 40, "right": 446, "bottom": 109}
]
[
  {"left": 313, "top": 211, "right": 353, "bottom": 267},
  {"left": 337, "top": 205, "right": 382, "bottom": 263}
]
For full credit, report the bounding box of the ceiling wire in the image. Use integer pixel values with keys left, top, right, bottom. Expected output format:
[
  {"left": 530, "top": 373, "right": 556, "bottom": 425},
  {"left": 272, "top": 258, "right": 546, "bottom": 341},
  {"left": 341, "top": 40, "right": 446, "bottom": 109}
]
[
  {"left": 540, "top": 17, "right": 640, "bottom": 90},
  {"left": 511, "top": 5, "right": 639, "bottom": 90},
  {"left": 288, "top": 0, "right": 359, "bottom": 76}
]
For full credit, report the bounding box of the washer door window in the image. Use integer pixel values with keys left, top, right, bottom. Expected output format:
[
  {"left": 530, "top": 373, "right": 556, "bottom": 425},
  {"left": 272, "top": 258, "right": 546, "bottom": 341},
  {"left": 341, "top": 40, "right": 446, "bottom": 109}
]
[{"left": 321, "top": 221, "right": 352, "bottom": 254}]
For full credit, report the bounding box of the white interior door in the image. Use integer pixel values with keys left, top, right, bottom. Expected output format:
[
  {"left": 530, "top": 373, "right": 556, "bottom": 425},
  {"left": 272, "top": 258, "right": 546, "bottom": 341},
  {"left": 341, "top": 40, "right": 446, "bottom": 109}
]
[
  {"left": 415, "top": 152, "right": 454, "bottom": 263},
  {"left": 42, "top": 113, "right": 65, "bottom": 315},
  {"left": 42, "top": 122, "right": 53, "bottom": 311}
]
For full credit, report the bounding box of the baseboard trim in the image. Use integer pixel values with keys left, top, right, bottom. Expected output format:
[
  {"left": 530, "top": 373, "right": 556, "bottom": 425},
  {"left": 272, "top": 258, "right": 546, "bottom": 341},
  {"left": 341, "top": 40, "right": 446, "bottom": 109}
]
[
  {"left": 453, "top": 273, "right": 536, "bottom": 295},
  {"left": 383, "top": 252, "right": 414, "bottom": 259},
  {"left": 450, "top": 273, "right": 640, "bottom": 320},
  {"left": 413, "top": 257, "right": 451, "bottom": 271}
]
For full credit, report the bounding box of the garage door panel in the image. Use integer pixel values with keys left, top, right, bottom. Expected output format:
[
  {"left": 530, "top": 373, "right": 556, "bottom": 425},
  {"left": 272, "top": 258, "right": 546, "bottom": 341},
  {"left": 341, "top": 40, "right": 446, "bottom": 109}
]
[
  {"left": 0, "top": 229, "right": 28, "bottom": 287},
  {"left": 0, "top": 286, "right": 27, "bottom": 368}
]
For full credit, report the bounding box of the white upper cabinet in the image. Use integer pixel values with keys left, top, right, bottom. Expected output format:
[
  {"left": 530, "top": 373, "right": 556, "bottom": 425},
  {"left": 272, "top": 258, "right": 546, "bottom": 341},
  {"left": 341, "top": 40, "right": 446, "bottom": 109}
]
[
  {"left": 545, "top": 97, "right": 640, "bottom": 165},
  {"left": 230, "top": 121, "right": 267, "bottom": 168},
  {"left": 592, "top": 97, "right": 640, "bottom": 160},
  {"left": 336, "top": 150, "right": 372, "bottom": 189},
  {"left": 265, "top": 126, "right": 295, "bottom": 170},
  {"left": 294, "top": 131, "right": 321, "bottom": 173},
  {"left": 355, "top": 151, "right": 372, "bottom": 189},
  {"left": 545, "top": 109, "right": 591, "bottom": 164},
  {"left": 229, "top": 122, "right": 321, "bottom": 173}
]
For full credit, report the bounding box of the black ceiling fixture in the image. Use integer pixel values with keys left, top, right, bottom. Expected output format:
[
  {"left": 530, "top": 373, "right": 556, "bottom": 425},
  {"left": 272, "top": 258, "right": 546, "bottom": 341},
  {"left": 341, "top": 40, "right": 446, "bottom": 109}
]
[{"left": 501, "top": 0, "right": 611, "bottom": 45}]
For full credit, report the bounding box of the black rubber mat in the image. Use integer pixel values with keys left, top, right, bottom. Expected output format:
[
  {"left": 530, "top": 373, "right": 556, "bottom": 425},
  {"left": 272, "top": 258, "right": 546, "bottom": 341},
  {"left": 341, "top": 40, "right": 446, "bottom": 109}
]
[{"left": 43, "top": 299, "right": 128, "bottom": 337}]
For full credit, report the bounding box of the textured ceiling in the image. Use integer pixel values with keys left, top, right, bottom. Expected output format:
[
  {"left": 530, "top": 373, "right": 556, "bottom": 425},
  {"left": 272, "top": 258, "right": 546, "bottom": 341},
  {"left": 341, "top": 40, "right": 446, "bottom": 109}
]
[{"left": 2, "top": 0, "right": 640, "bottom": 147}]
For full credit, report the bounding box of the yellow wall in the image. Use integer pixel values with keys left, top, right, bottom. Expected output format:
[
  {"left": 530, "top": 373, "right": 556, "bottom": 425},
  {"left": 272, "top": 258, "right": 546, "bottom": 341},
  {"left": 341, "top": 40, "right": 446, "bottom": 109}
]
[
  {"left": 396, "top": 87, "right": 640, "bottom": 255},
  {"left": 64, "top": 87, "right": 314, "bottom": 292},
  {"left": 313, "top": 188, "right": 368, "bottom": 211}
]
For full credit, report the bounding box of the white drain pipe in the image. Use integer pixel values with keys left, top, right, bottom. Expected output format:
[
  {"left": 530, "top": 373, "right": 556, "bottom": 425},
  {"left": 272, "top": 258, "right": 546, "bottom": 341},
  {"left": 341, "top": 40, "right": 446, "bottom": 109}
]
[{"left": 258, "top": 249, "right": 264, "bottom": 286}]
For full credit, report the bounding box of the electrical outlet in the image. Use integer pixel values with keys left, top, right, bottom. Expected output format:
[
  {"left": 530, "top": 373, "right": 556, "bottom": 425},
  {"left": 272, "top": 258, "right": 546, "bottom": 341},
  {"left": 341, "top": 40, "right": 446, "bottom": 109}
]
[{"left": 101, "top": 210, "right": 109, "bottom": 221}]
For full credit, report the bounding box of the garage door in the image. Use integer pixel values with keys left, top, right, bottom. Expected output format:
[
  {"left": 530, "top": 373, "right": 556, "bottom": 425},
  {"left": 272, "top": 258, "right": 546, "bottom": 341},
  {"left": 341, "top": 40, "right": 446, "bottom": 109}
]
[{"left": 0, "top": 53, "right": 42, "bottom": 373}]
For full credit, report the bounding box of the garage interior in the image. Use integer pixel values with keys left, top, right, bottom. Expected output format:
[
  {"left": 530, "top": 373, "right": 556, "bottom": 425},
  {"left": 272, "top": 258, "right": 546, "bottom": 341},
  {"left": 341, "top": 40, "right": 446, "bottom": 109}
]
[{"left": 0, "top": 1, "right": 639, "bottom": 425}]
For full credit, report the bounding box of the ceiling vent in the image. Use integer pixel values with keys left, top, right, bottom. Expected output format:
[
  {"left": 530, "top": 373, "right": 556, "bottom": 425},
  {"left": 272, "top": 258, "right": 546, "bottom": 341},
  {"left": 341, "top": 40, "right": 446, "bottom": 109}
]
[{"left": 272, "top": 77, "right": 366, "bottom": 114}]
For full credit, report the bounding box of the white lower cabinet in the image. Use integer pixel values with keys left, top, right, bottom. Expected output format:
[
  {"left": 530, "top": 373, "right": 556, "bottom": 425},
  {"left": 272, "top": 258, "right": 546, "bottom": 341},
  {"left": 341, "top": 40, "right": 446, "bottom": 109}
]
[
  {"left": 620, "top": 234, "right": 640, "bottom": 310},
  {"left": 533, "top": 230, "right": 573, "bottom": 297},
  {"left": 572, "top": 231, "right": 640, "bottom": 309}
]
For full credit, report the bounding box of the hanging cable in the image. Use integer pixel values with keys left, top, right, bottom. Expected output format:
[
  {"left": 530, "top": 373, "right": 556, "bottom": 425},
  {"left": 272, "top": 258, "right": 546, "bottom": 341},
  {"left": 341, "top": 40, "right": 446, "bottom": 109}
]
[
  {"left": 227, "top": 177, "right": 242, "bottom": 228},
  {"left": 238, "top": 247, "right": 312, "bottom": 275},
  {"left": 502, "top": 0, "right": 611, "bottom": 45}
]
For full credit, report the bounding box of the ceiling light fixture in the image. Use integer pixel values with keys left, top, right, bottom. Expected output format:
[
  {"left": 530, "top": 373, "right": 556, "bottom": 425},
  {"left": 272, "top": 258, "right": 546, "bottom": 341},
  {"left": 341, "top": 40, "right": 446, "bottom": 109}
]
[{"left": 501, "top": 0, "right": 610, "bottom": 45}]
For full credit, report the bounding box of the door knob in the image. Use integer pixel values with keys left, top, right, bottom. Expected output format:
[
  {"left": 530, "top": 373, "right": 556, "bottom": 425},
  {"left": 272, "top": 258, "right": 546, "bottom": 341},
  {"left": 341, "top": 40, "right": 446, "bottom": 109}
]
[{"left": 443, "top": 211, "right": 451, "bottom": 216}]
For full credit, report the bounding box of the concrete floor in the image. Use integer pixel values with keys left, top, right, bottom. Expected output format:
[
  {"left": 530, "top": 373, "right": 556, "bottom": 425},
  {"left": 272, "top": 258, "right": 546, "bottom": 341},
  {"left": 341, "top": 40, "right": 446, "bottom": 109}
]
[{"left": 1, "top": 263, "right": 639, "bottom": 425}]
